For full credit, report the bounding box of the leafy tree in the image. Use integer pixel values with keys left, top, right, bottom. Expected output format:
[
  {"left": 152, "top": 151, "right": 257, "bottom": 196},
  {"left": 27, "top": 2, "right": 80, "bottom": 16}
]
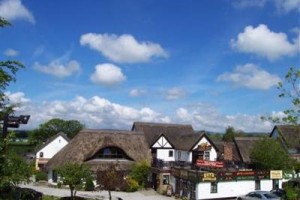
[
  {"left": 250, "top": 137, "right": 293, "bottom": 171},
  {"left": 263, "top": 67, "right": 300, "bottom": 125},
  {"left": 57, "top": 163, "right": 92, "bottom": 200},
  {"left": 129, "top": 160, "right": 150, "bottom": 188},
  {"left": 97, "top": 164, "right": 123, "bottom": 200},
  {"left": 29, "top": 118, "right": 85, "bottom": 145},
  {"left": 222, "top": 126, "right": 235, "bottom": 142}
]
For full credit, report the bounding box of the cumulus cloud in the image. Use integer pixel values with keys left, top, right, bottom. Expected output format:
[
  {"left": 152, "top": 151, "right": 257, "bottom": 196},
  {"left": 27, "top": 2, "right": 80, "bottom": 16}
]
[
  {"left": 0, "top": 0, "right": 35, "bottom": 24},
  {"left": 166, "top": 87, "right": 186, "bottom": 100},
  {"left": 5, "top": 91, "right": 30, "bottom": 104},
  {"left": 129, "top": 88, "right": 146, "bottom": 97},
  {"left": 175, "top": 105, "right": 273, "bottom": 132},
  {"left": 275, "top": 0, "right": 300, "bottom": 12},
  {"left": 33, "top": 60, "right": 81, "bottom": 78},
  {"left": 90, "top": 63, "right": 126, "bottom": 86},
  {"left": 14, "top": 94, "right": 169, "bottom": 130},
  {"left": 80, "top": 33, "right": 168, "bottom": 63},
  {"left": 4, "top": 48, "right": 19, "bottom": 57},
  {"left": 231, "top": 24, "right": 298, "bottom": 60},
  {"left": 217, "top": 63, "right": 281, "bottom": 90}
]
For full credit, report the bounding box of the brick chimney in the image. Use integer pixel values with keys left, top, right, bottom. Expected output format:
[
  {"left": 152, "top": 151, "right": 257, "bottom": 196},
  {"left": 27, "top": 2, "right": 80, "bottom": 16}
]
[{"left": 223, "top": 143, "right": 233, "bottom": 161}]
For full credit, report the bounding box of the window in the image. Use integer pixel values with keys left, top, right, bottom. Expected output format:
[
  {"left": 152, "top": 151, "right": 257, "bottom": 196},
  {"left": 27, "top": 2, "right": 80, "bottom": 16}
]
[
  {"left": 39, "top": 152, "right": 44, "bottom": 158},
  {"left": 273, "top": 179, "right": 279, "bottom": 189},
  {"left": 210, "top": 182, "right": 218, "bottom": 193},
  {"left": 178, "top": 151, "right": 181, "bottom": 160},
  {"left": 95, "top": 147, "right": 131, "bottom": 160},
  {"left": 204, "top": 151, "right": 210, "bottom": 160},
  {"left": 255, "top": 180, "right": 261, "bottom": 190},
  {"left": 169, "top": 150, "right": 173, "bottom": 157},
  {"left": 163, "top": 175, "right": 170, "bottom": 185}
]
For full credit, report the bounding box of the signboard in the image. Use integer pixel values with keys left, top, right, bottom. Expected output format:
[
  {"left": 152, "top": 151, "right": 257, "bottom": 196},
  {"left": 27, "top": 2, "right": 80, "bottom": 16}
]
[
  {"left": 218, "top": 172, "right": 235, "bottom": 181},
  {"left": 180, "top": 170, "right": 188, "bottom": 179},
  {"left": 196, "top": 160, "right": 224, "bottom": 168},
  {"left": 270, "top": 170, "right": 282, "bottom": 179},
  {"left": 202, "top": 172, "right": 216, "bottom": 181},
  {"left": 188, "top": 171, "right": 199, "bottom": 182},
  {"left": 197, "top": 142, "right": 212, "bottom": 151}
]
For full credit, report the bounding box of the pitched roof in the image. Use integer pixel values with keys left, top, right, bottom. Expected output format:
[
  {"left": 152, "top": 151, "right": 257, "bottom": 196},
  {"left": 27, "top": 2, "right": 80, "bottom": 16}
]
[
  {"left": 46, "top": 129, "right": 151, "bottom": 171},
  {"left": 36, "top": 132, "right": 69, "bottom": 153},
  {"left": 271, "top": 125, "right": 300, "bottom": 150},
  {"left": 212, "top": 141, "right": 241, "bottom": 162},
  {"left": 132, "top": 122, "right": 195, "bottom": 150},
  {"left": 234, "top": 137, "right": 261, "bottom": 163}
]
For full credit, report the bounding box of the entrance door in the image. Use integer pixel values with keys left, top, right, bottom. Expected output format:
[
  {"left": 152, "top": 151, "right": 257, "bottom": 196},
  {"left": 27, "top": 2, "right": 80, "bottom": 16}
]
[{"left": 152, "top": 173, "right": 157, "bottom": 190}]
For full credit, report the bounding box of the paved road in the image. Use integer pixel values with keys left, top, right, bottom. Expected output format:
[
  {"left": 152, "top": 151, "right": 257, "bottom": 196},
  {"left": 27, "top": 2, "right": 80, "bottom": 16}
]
[{"left": 20, "top": 184, "right": 176, "bottom": 200}]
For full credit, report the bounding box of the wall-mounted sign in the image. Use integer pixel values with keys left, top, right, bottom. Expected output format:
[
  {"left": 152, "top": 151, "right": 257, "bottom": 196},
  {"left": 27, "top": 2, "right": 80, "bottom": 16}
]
[
  {"left": 202, "top": 172, "right": 216, "bottom": 181},
  {"left": 218, "top": 172, "right": 235, "bottom": 181},
  {"left": 270, "top": 170, "right": 282, "bottom": 179},
  {"left": 180, "top": 170, "right": 188, "bottom": 179},
  {"left": 196, "top": 160, "right": 224, "bottom": 168},
  {"left": 197, "top": 142, "right": 212, "bottom": 151}
]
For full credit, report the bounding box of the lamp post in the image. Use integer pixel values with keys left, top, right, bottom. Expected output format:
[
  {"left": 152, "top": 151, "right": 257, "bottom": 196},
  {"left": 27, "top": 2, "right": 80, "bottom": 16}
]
[{"left": 1, "top": 114, "right": 30, "bottom": 138}]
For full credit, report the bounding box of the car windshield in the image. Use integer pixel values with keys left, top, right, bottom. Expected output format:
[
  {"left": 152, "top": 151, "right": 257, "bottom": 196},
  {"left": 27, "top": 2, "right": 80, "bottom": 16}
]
[{"left": 263, "top": 193, "right": 279, "bottom": 199}]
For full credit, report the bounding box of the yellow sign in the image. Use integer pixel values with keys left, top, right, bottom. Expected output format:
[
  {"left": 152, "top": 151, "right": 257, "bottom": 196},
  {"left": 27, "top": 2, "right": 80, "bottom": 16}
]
[
  {"left": 270, "top": 170, "right": 282, "bottom": 179},
  {"left": 203, "top": 172, "right": 216, "bottom": 181}
]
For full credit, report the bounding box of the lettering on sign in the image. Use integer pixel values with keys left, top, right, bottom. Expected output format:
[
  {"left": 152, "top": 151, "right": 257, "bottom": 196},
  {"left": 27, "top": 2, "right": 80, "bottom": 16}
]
[
  {"left": 270, "top": 170, "right": 282, "bottom": 179},
  {"left": 196, "top": 160, "right": 224, "bottom": 168},
  {"left": 202, "top": 172, "right": 216, "bottom": 181}
]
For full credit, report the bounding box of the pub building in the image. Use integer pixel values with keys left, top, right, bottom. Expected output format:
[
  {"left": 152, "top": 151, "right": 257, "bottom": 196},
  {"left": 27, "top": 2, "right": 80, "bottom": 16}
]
[{"left": 132, "top": 122, "right": 283, "bottom": 200}]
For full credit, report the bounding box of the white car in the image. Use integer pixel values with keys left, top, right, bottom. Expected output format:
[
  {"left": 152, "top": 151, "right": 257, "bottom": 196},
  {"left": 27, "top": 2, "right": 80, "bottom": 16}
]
[{"left": 236, "top": 191, "right": 281, "bottom": 200}]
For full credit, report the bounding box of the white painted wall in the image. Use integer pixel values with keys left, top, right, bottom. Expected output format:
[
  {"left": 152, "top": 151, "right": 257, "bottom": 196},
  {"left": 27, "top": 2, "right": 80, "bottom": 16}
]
[
  {"left": 157, "top": 149, "right": 175, "bottom": 161},
  {"left": 36, "top": 135, "right": 68, "bottom": 159},
  {"left": 189, "top": 137, "right": 217, "bottom": 162},
  {"left": 196, "top": 179, "right": 282, "bottom": 199}
]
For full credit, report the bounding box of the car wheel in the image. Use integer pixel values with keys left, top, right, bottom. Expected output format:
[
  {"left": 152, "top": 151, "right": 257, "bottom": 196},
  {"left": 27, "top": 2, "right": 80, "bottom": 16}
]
[{"left": 237, "top": 198, "right": 242, "bottom": 200}]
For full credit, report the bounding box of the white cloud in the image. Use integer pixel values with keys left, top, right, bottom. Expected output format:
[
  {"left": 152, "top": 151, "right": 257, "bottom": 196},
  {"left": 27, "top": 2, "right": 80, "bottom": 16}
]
[
  {"left": 166, "top": 87, "right": 186, "bottom": 100},
  {"left": 9, "top": 91, "right": 275, "bottom": 132},
  {"left": 5, "top": 91, "right": 30, "bottom": 104},
  {"left": 33, "top": 60, "right": 81, "bottom": 78},
  {"left": 90, "top": 63, "right": 126, "bottom": 86},
  {"left": 4, "top": 48, "right": 19, "bottom": 57},
  {"left": 217, "top": 63, "right": 281, "bottom": 90},
  {"left": 175, "top": 105, "right": 273, "bottom": 132},
  {"left": 0, "top": 0, "right": 35, "bottom": 24},
  {"left": 231, "top": 24, "right": 298, "bottom": 60},
  {"left": 80, "top": 33, "right": 168, "bottom": 63},
  {"left": 129, "top": 88, "right": 146, "bottom": 97},
  {"left": 275, "top": 0, "right": 300, "bottom": 12},
  {"left": 232, "top": 0, "right": 267, "bottom": 8}
]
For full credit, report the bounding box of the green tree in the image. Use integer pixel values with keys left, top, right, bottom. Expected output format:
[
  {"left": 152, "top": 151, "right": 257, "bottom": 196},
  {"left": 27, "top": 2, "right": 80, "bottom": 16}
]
[
  {"left": 250, "top": 137, "right": 293, "bottom": 171},
  {"left": 263, "top": 67, "right": 300, "bottom": 125},
  {"left": 129, "top": 160, "right": 150, "bottom": 188},
  {"left": 57, "top": 163, "right": 92, "bottom": 200},
  {"left": 222, "top": 126, "right": 235, "bottom": 142},
  {"left": 29, "top": 118, "right": 85, "bottom": 145}
]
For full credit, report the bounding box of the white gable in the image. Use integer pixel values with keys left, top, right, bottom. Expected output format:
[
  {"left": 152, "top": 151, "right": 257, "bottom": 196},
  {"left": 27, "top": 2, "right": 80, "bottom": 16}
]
[
  {"left": 152, "top": 135, "right": 172, "bottom": 148},
  {"left": 36, "top": 135, "right": 68, "bottom": 159},
  {"left": 189, "top": 136, "right": 217, "bottom": 161}
]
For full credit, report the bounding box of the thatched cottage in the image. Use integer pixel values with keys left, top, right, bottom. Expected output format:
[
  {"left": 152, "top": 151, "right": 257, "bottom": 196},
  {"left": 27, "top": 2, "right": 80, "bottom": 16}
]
[{"left": 46, "top": 129, "right": 151, "bottom": 183}]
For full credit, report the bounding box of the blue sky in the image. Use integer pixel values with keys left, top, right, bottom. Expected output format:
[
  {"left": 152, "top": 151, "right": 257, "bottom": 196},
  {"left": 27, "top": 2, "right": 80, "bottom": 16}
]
[{"left": 0, "top": 0, "right": 299, "bottom": 132}]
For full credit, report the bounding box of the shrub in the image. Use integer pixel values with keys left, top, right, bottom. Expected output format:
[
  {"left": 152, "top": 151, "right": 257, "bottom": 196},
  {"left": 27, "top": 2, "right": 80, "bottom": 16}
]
[
  {"left": 35, "top": 170, "right": 48, "bottom": 182},
  {"left": 284, "top": 185, "right": 299, "bottom": 200},
  {"left": 129, "top": 160, "right": 150, "bottom": 188},
  {"left": 84, "top": 178, "right": 95, "bottom": 191},
  {"left": 125, "top": 176, "right": 139, "bottom": 192}
]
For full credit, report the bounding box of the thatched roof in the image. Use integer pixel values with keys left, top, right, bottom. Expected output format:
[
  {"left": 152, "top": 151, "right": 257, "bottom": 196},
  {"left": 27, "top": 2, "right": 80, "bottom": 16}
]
[
  {"left": 46, "top": 129, "right": 151, "bottom": 171},
  {"left": 271, "top": 125, "right": 300, "bottom": 150},
  {"left": 132, "top": 122, "right": 195, "bottom": 150},
  {"left": 36, "top": 132, "right": 69, "bottom": 153},
  {"left": 234, "top": 137, "right": 261, "bottom": 163}
]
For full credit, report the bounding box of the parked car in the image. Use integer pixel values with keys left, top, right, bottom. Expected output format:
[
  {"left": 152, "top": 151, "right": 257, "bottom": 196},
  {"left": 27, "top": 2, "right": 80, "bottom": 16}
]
[
  {"left": 236, "top": 191, "right": 281, "bottom": 200},
  {"left": 270, "top": 188, "right": 285, "bottom": 197}
]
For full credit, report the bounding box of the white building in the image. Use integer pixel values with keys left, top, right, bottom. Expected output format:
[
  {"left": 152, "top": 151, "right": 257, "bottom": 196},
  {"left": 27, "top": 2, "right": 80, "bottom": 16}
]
[{"left": 35, "top": 132, "right": 69, "bottom": 170}]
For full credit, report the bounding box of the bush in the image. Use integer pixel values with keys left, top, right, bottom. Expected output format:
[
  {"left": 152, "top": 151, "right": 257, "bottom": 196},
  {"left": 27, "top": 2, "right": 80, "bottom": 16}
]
[
  {"left": 129, "top": 160, "right": 150, "bottom": 188},
  {"left": 125, "top": 176, "right": 139, "bottom": 192},
  {"left": 35, "top": 170, "right": 48, "bottom": 182},
  {"left": 84, "top": 178, "right": 95, "bottom": 191}
]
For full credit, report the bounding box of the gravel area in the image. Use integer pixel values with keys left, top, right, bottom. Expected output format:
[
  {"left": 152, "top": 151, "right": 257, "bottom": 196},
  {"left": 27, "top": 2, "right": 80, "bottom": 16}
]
[{"left": 20, "top": 183, "right": 176, "bottom": 200}]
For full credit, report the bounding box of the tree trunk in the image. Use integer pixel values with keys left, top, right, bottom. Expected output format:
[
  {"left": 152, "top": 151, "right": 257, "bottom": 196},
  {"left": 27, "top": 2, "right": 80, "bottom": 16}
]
[
  {"left": 70, "top": 186, "right": 74, "bottom": 200},
  {"left": 109, "top": 190, "right": 112, "bottom": 200}
]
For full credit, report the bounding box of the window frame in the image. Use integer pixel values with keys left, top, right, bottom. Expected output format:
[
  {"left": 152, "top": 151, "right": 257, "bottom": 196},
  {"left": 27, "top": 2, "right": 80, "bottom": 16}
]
[
  {"left": 210, "top": 182, "right": 218, "bottom": 193},
  {"left": 168, "top": 150, "right": 174, "bottom": 157}
]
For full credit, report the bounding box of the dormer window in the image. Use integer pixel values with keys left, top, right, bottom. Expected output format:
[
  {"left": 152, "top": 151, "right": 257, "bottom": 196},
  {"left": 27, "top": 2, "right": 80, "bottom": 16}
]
[{"left": 93, "top": 146, "right": 132, "bottom": 160}]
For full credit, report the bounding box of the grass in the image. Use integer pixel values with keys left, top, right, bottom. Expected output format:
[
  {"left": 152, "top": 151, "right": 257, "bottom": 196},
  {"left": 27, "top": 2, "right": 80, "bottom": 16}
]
[{"left": 43, "top": 195, "right": 61, "bottom": 200}]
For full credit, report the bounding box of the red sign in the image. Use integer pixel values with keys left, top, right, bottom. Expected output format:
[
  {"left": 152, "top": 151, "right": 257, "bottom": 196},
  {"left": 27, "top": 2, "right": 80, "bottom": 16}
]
[{"left": 196, "top": 160, "right": 224, "bottom": 168}]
